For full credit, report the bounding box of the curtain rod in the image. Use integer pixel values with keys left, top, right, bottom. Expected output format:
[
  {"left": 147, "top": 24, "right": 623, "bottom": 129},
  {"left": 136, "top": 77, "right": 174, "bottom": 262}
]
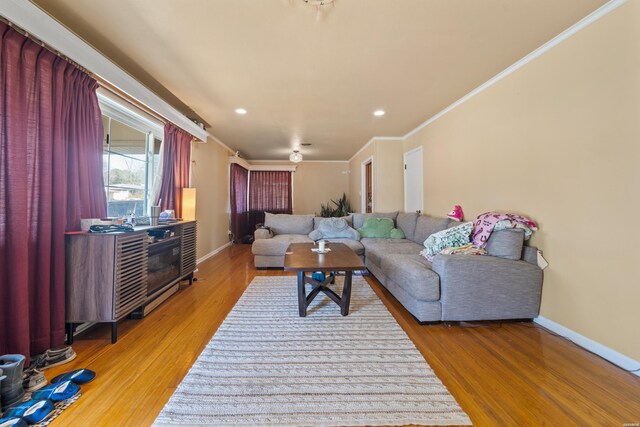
[
  {"left": 0, "top": 15, "right": 89, "bottom": 73},
  {"left": 97, "top": 79, "right": 167, "bottom": 125},
  {"left": 0, "top": 15, "right": 169, "bottom": 126},
  {"left": 0, "top": 14, "right": 209, "bottom": 140}
]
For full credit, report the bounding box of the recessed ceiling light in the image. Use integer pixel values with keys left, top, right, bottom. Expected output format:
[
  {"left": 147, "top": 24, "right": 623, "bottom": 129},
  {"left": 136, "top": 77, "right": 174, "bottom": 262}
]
[
  {"left": 373, "top": 110, "right": 385, "bottom": 116},
  {"left": 235, "top": 108, "right": 247, "bottom": 115}
]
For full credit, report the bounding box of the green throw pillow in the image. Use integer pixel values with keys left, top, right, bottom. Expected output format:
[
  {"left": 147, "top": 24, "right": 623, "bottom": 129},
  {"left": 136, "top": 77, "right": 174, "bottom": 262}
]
[
  {"left": 358, "top": 217, "right": 394, "bottom": 238},
  {"left": 390, "top": 228, "right": 405, "bottom": 239}
]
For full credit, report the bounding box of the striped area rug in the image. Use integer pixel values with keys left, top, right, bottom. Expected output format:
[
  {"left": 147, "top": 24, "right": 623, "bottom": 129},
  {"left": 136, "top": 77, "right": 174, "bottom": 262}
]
[{"left": 154, "top": 276, "right": 471, "bottom": 426}]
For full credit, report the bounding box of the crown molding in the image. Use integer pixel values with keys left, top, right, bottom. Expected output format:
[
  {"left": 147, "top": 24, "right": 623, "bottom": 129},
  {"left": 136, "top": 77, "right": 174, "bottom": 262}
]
[
  {"left": 206, "top": 134, "right": 236, "bottom": 153},
  {"left": 250, "top": 159, "right": 349, "bottom": 164},
  {"left": 2, "top": 0, "right": 624, "bottom": 160},
  {"left": 348, "top": 137, "right": 376, "bottom": 163},
  {"left": 349, "top": 0, "right": 627, "bottom": 157},
  {"left": 301, "top": 160, "right": 349, "bottom": 163},
  {"left": 402, "top": 0, "right": 628, "bottom": 141},
  {"left": 229, "top": 157, "right": 297, "bottom": 172}
]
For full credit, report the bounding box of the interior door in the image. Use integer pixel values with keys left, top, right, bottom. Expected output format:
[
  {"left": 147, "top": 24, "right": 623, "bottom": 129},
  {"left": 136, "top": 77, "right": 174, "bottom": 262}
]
[
  {"left": 404, "top": 147, "right": 423, "bottom": 213},
  {"left": 365, "top": 162, "right": 372, "bottom": 213}
]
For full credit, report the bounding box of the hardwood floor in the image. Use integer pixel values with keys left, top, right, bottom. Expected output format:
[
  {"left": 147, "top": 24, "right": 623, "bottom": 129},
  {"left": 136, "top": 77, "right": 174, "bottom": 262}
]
[{"left": 47, "top": 244, "right": 640, "bottom": 426}]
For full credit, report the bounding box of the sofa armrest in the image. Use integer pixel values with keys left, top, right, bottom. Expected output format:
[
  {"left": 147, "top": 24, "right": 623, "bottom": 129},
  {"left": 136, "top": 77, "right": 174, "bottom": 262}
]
[
  {"left": 254, "top": 228, "right": 273, "bottom": 240},
  {"left": 431, "top": 254, "right": 543, "bottom": 321}
]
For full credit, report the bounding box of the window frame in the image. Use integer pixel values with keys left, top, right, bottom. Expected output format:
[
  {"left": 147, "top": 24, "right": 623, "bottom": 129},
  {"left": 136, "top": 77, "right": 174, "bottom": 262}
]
[{"left": 98, "top": 91, "right": 164, "bottom": 218}]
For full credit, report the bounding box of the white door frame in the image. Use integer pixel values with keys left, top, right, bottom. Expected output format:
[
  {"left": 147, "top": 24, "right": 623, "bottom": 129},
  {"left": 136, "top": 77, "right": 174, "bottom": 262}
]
[
  {"left": 361, "top": 156, "right": 373, "bottom": 213},
  {"left": 403, "top": 146, "right": 423, "bottom": 213}
]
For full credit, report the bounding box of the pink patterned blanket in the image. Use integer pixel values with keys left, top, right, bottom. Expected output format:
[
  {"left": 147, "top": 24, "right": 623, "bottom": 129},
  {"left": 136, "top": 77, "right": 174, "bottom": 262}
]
[{"left": 472, "top": 212, "right": 538, "bottom": 248}]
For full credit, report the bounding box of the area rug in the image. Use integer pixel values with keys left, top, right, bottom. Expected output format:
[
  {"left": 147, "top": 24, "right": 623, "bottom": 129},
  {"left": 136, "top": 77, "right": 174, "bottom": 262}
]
[{"left": 154, "top": 276, "right": 471, "bottom": 426}]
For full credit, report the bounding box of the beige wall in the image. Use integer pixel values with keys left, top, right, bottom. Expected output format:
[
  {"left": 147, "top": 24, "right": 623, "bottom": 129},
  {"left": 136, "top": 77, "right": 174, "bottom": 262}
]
[
  {"left": 402, "top": 2, "right": 640, "bottom": 360},
  {"left": 348, "top": 138, "right": 404, "bottom": 213},
  {"left": 191, "top": 139, "right": 233, "bottom": 259},
  {"left": 292, "top": 162, "right": 350, "bottom": 215},
  {"left": 249, "top": 161, "right": 350, "bottom": 215},
  {"left": 373, "top": 139, "right": 404, "bottom": 212}
]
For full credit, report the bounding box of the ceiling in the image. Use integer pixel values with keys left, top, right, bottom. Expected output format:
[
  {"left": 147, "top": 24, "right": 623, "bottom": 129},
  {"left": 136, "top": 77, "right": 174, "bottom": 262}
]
[{"left": 32, "top": 0, "right": 607, "bottom": 160}]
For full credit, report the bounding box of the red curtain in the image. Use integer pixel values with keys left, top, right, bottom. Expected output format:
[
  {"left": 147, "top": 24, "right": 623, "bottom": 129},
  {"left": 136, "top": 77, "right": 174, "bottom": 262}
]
[
  {"left": 248, "top": 170, "right": 292, "bottom": 229},
  {"left": 0, "top": 22, "right": 106, "bottom": 358},
  {"left": 230, "top": 163, "right": 250, "bottom": 242},
  {"left": 156, "top": 123, "right": 191, "bottom": 218}
]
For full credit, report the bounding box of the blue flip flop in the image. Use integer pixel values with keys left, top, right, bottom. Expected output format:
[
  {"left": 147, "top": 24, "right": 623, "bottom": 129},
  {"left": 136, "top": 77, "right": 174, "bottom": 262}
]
[
  {"left": 0, "top": 418, "right": 28, "bottom": 427},
  {"left": 32, "top": 380, "right": 80, "bottom": 402},
  {"left": 50, "top": 368, "right": 96, "bottom": 385},
  {"left": 3, "top": 399, "right": 54, "bottom": 424}
]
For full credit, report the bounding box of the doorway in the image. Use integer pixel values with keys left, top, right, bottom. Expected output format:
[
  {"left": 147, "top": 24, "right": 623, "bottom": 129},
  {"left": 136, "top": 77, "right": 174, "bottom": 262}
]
[
  {"left": 361, "top": 157, "right": 373, "bottom": 213},
  {"left": 404, "top": 147, "right": 423, "bottom": 214}
]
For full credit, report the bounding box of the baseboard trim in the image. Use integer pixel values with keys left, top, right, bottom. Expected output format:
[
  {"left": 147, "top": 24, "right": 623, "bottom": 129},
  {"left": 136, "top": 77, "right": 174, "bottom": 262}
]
[
  {"left": 534, "top": 316, "right": 640, "bottom": 377},
  {"left": 197, "top": 242, "right": 232, "bottom": 265}
]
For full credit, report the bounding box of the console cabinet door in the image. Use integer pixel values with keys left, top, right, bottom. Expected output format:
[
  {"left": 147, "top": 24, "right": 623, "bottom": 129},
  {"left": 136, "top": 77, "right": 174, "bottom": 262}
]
[
  {"left": 180, "top": 221, "right": 197, "bottom": 276},
  {"left": 65, "top": 234, "right": 117, "bottom": 322},
  {"left": 66, "top": 232, "right": 148, "bottom": 323},
  {"left": 114, "top": 233, "right": 148, "bottom": 320}
]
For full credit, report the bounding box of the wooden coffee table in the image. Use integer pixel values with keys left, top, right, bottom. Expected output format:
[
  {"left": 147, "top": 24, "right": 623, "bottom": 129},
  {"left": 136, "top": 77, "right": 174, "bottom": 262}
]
[{"left": 284, "top": 242, "right": 365, "bottom": 317}]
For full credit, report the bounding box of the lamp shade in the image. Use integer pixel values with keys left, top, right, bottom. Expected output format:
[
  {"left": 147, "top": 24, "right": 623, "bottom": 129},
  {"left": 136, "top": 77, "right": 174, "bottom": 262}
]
[{"left": 182, "top": 188, "right": 197, "bottom": 220}]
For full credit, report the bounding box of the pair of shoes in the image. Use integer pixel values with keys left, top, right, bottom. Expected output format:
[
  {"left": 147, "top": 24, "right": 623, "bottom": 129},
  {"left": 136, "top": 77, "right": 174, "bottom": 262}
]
[
  {"left": 0, "top": 417, "right": 28, "bottom": 427},
  {"left": 51, "top": 369, "right": 95, "bottom": 385},
  {"left": 32, "top": 381, "right": 79, "bottom": 403},
  {"left": 3, "top": 399, "right": 54, "bottom": 424},
  {"left": 22, "top": 369, "right": 46, "bottom": 393},
  {"left": 31, "top": 346, "right": 76, "bottom": 370},
  {"left": 0, "top": 355, "right": 25, "bottom": 410}
]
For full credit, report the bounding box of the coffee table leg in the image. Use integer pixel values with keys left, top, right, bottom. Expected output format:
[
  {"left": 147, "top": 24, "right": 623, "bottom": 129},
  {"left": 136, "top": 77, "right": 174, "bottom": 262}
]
[
  {"left": 341, "top": 271, "right": 353, "bottom": 316},
  {"left": 297, "top": 271, "right": 307, "bottom": 317}
]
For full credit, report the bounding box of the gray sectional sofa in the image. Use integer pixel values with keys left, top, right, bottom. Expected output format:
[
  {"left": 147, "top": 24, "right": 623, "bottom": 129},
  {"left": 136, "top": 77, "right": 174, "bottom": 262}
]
[
  {"left": 252, "top": 213, "right": 364, "bottom": 268},
  {"left": 252, "top": 211, "right": 543, "bottom": 323}
]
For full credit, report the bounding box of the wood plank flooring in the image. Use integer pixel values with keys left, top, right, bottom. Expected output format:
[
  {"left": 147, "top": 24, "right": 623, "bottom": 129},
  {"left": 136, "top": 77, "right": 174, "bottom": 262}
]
[{"left": 46, "top": 244, "right": 640, "bottom": 426}]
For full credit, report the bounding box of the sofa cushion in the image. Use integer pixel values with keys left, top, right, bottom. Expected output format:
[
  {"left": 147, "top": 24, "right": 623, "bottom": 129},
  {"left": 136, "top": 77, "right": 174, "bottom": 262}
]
[
  {"left": 486, "top": 229, "right": 525, "bottom": 260},
  {"left": 251, "top": 234, "right": 312, "bottom": 256},
  {"left": 360, "top": 237, "right": 414, "bottom": 249},
  {"left": 421, "top": 221, "right": 474, "bottom": 261},
  {"left": 352, "top": 211, "right": 399, "bottom": 229},
  {"left": 380, "top": 254, "right": 440, "bottom": 301},
  {"left": 521, "top": 245, "right": 538, "bottom": 265},
  {"left": 389, "top": 228, "right": 405, "bottom": 239},
  {"left": 364, "top": 240, "right": 423, "bottom": 267},
  {"left": 358, "top": 217, "right": 395, "bottom": 238},
  {"left": 326, "top": 239, "right": 365, "bottom": 256},
  {"left": 396, "top": 212, "right": 419, "bottom": 241},
  {"left": 265, "top": 213, "right": 314, "bottom": 235},
  {"left": 411, "top": 216, "right": 451, "bottom": 245},
  {"left": 314, "top": 215, "right": 352, "bottom": 229},
  {"left": 310, "top": 217, "right": 359, "bottom": 240}
]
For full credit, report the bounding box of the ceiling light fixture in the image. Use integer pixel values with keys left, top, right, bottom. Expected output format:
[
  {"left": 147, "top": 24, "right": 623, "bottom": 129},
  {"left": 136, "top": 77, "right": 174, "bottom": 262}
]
[
  {"left": 235, "top": 108, "right": 247, "bottom": 115},
  {"left": 289, "top": 150, "right": 303, "bottom": 163},
  {"left": 373, "top": 110, "right": 385, "bottom": 116}
]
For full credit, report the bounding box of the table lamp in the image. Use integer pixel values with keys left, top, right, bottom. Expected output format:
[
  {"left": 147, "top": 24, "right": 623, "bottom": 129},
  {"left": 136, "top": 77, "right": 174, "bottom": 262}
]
[{"left": 182, "top": 188, "right": 196, "bottom": 220}]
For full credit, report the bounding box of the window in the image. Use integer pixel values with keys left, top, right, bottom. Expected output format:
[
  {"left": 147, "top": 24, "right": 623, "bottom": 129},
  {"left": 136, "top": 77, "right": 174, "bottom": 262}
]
[
  {"left": 102, "top": 114, "right": 161, "bottom": 218},
  {"left": 247, "top": 170, "right": 293, "bottom": 230}
]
